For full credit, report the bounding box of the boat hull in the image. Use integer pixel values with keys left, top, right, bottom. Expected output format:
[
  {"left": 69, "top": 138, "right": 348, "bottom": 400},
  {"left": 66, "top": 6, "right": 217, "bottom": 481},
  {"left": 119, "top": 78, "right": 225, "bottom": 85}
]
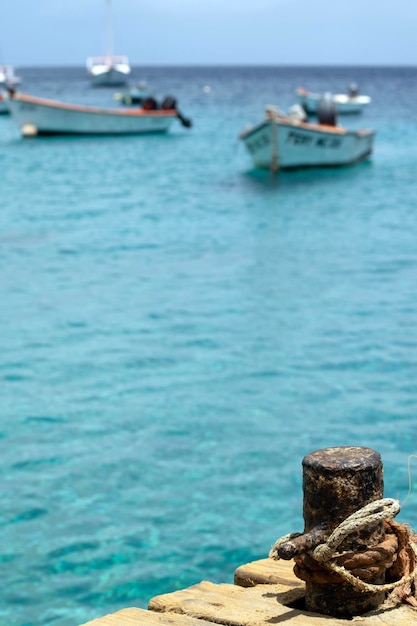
[
  {"left": 87, "top": 56, "right": 131, "bottom": 87},
  {"left": 240, "top": 118, "right": 375, "bottom": 170},
  {"left": 90, "top": 67, "right": 130, "bottom": 87},
  {"left": 7, "top": 94, "right": 177, "bottom": 136},
  {"left": 297, "top": 90, "right": 371, "bottom": 115}
]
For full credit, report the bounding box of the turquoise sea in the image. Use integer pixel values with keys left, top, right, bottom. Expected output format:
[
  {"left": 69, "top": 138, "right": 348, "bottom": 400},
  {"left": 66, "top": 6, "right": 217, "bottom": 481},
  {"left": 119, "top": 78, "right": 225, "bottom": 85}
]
[{"left": 1, "top": 65, "right": 417, "bottom": 625}]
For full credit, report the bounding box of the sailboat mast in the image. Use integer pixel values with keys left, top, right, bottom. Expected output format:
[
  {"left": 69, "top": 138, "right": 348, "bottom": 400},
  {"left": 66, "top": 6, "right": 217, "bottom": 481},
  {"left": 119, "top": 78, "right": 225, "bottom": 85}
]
[{"left": 106, "top": 0, "right": 114, "bottom": 57}]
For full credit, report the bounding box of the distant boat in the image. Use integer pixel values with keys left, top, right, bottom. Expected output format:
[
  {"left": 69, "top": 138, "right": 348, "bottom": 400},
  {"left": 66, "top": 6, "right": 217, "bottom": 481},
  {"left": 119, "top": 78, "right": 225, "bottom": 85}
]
[
  {"left": 87, "top": 0, "right": 131, "bottom": 86},
  {"left": 6, "top": 92, "right": 192, "bottom": 137},
  {"left": 0, "top": 64, "right": 21, "bottom": 88},
  {"left": 296, "top": 84, "right": 371, "bottom": 115},
  {"left": 239, "top": 99, "right": 375, "bottom": 171},
  {"left": 87, "top": 55, "right": 131, "bottom": 87}
]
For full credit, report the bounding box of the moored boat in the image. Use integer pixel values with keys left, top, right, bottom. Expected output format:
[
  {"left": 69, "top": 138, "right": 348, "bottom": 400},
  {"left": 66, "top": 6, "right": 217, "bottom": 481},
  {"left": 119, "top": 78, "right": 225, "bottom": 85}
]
[
  {"left": 297, "top": 85, "right": 371, "bottom": 115},
  {"left": 0, "top": 64, "right": 21, "bottom": 88},
  {"left": 240, "top": 101, "right": 375, "bottom": 171},
  {"left": 87, "top": 0, "right": 131, "bottom": 86},
  {"left": 87, "top": 55, "right": 131, "bottom": 87},
  {"left": 6, "top": 92, "right": 192, "bottom": 137}
]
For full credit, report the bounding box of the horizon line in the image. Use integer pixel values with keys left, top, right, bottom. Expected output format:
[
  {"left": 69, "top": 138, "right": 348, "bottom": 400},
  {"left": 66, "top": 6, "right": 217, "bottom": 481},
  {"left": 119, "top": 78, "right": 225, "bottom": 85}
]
[{"left": 13, "top": 62, "right": 417, "bottom": 69}]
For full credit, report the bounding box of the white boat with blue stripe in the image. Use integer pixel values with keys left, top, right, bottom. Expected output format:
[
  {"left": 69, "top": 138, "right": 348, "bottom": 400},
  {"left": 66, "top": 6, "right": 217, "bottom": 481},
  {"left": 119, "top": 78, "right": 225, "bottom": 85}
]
[{"left": 296, "top": 85, "right": 371, "bottom": 115}]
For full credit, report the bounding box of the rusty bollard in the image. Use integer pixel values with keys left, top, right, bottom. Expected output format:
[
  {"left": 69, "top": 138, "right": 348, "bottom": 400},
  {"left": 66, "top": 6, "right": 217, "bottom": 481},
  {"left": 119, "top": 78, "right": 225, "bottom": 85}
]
[{"left": 277, "top": 446, "right": 387, "bottom": 617}]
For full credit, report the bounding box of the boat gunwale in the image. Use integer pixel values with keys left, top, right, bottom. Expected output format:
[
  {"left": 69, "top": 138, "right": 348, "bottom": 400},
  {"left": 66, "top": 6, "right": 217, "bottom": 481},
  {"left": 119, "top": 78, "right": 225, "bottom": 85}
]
[
  {"left": 10, "top": 93, "right": 177, "bottom": 117},
  {"left": 240, "top": 117, "right": 375, "bottom": 141}
]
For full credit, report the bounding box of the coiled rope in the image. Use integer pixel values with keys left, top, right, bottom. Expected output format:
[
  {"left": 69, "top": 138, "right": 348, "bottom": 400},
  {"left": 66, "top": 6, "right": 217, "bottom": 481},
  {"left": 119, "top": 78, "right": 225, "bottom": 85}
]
[{"left": 270, "top": 498, "right": 417, "bottom": 605}]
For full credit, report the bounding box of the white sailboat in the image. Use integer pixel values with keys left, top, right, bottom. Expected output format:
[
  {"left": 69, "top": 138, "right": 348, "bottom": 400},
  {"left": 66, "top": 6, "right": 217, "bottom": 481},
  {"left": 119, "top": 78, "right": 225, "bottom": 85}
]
[{"left": 86, "top": 0, "right": 131, "bottom": 87}]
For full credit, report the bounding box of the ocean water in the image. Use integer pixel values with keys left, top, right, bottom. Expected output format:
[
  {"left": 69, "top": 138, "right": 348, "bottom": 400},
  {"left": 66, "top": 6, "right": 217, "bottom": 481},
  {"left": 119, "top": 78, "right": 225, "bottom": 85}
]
[{"left": 1, "top": 65, "right": 417, "bottom": 626}]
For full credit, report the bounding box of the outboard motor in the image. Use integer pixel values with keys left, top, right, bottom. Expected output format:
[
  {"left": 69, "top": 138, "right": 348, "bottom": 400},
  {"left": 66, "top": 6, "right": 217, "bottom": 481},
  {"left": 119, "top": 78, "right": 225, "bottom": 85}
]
[
  {"left": 317, "top": 92, "right": 337, "bottom": 126},
  {"left": 161, "top": 94, "right": 192, "bottom": 128},
  {"left": 142, "top": 97, "right": 159, "bottom": 111},
  {"left": 348, "top": 82, "right": 359, "bottom": 98},
  {"left": 161, "top": 95, "right": 177, "bottom": 111}
]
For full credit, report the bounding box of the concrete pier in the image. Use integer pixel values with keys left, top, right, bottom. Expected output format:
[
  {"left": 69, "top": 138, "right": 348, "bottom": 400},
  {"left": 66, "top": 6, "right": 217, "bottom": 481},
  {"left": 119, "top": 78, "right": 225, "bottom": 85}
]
[{"left": 80, "top": 557, "right": 417, "bottom": 625}]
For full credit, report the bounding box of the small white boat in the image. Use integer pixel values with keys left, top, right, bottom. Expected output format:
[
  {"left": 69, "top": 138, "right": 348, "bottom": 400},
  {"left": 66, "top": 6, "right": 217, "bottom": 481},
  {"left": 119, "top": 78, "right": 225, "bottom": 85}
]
[
  {"left": 87, "top": 0, "right": 130, "bottom": 86},
  {"left": 296, "top": 85, "right": 371, "bottom": 115},
  {"left": 240, "top": 103, "right": 375, "bottom": 171},
  {"left": 0, "top": 64, "right": 21, "bottom": 88},
  {"left": 6, "top": 93, "right": 192, "bottom": 137},
  {"left": 87, "top": 55, "right": 131, "bottom": 87}
]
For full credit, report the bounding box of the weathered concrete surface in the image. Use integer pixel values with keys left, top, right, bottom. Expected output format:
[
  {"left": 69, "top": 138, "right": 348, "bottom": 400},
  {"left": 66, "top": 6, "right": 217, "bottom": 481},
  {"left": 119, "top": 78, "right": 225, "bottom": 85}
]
[
  {"left": 80, "top": 560, "right": 417, "bottom": 625},
  {"left": 234, "top": 557, "right": 303, "bottom": 588},
  {"left": 80, "top": 607, "right": 218, "bottom": 625},
  {"left": 149, "top": 580, "right": 304, "bottom": 625},
  {"left": 149, "top": 578, "right": 417, "bottom": 626}
]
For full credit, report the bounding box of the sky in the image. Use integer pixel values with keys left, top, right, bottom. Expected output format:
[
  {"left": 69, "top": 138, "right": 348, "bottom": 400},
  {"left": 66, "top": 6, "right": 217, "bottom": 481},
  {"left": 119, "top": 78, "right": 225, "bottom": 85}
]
[{"left": 2, "top": 0, "right": 417, "bottom": 67}]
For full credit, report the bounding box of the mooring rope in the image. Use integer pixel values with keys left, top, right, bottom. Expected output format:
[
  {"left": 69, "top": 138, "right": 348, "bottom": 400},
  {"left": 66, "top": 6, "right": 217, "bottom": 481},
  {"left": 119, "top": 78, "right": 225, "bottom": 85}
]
[
  {"left": 269, "top": 532, "right": 302, "bottom": 559},
  {"left": 312, "top": 499, "right": 417, "bottom": 593},
  {"left": 270, "top": 498, "right": 417, "bottom": 598},
  {"left": 313, "top": 498, "right": 400, "bottom": 563}
]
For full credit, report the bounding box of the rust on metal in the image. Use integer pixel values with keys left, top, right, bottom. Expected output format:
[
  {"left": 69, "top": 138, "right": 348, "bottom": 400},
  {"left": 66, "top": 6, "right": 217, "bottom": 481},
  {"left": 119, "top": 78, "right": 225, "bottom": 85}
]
[{"left": 278, "top": 446, "right": 386, "bottom": 617}]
